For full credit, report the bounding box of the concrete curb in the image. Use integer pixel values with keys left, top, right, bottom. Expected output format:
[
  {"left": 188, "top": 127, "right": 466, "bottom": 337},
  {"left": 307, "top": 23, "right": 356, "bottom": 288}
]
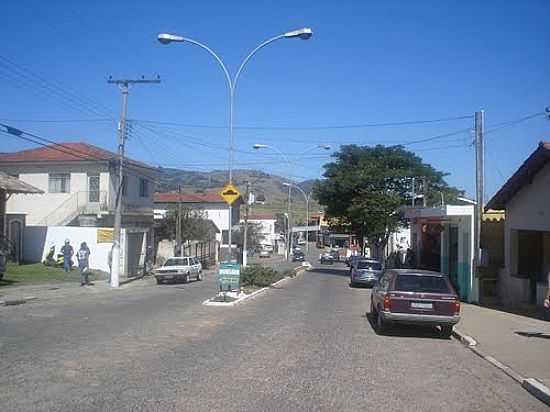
[
  {"left": 453, "top": 327, "right": 550, "bottom": 406},
  {"left": 522, "top": 378, "right": 550, "bottom": 406},
  {"left": 203, "top": 265, "right": 307, "bottom": 307},
  {"left": 0, "top": 296, "right": 38, "bottom": 306}
]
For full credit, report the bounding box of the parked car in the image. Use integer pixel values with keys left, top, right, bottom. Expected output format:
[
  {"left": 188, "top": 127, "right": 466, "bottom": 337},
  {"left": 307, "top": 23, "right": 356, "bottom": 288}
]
[
  {"left": 292, "top": 251, "right": 305, "bottom": 262},
  {"left": 320, "top": 252, "right": 334, "bottom": 265},
  {"left": 350, "top": 259, "right": 383, "bottom": 287},
  {"left": 329, "top": 249, "right": 340, "bottom": 261},
  {"left": 370, "top": 269, "right": 460, "bottom": 337},
  {"left": 154, "top": 256, "right": 203, "bottom": 284},
  {"left": 259, "top": 250, "right": 271, "bottom": 258}
]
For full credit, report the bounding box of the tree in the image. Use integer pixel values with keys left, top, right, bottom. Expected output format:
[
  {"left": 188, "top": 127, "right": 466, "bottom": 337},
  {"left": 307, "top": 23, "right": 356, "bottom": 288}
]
[
  {"left": 314, "top": 145, "right": 463, "bottom": 254},
  {"left": 155, "top": 208, "right": 216, "bottom": 243},
  {"left": 233, "top": 222, "right": 264, "bottom": 251}
]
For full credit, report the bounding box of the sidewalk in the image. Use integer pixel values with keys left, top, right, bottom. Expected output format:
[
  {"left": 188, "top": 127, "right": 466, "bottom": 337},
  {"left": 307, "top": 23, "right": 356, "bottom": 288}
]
[
  {"left": 456, "top": 303, "right": 550, "bottom": 402},
  {"left": 0, "top": 275, "right": 152, "bottom": 306}
]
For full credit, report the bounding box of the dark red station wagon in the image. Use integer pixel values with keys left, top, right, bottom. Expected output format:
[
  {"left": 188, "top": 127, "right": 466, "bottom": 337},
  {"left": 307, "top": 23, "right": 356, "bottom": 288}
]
[{"left": 370, "top": 269, "right": 460, "bottom": 337}]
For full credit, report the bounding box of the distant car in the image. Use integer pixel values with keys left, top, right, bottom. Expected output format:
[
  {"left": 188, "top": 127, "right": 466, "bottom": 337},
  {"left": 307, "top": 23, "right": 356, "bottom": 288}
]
[
  {"left": 259, "top": 250, "right": 271, "bottom": 258},
  {"left": 154, "top": 256, "right": 202, "bottom": 284},
  {"left": 292, "top": 251, "right": 305, "bottom": 262},
  {"left": 370, "top": 269, "right": 460, "bottom": 337},
  {"left": 350, "top": 259, "right": 383, "bottom": 287},
  {"left": 320, "top": 252, "right": 334, "bottom": 265},
  {"left": 329, "top": 249, "right": 340, "bottom": 261}
]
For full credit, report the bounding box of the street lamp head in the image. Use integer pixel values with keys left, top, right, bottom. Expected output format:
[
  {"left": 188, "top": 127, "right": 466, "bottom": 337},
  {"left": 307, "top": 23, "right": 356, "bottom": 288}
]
[
  {"left": 157, "top": 33, "right": 185, "bottom": 44},
  {"left": 284, "top": 27, "right": 313, "bottom": 40},
  {"left": 283, "top": 182, "right": 291, "bottom": 187},
  {"left": 319, "top": 144, "right": 331, "bottom": 150},
  {"left": 252, "top": 144, "right": 268, "bottom": 149}
]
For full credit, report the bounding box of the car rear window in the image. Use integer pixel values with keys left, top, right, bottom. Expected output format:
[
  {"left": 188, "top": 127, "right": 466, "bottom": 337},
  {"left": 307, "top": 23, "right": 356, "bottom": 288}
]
[
  {"left": 357, "top": 261, "right": 382, "bottom": 270},
  {"left": 165, "top": 258, "right": 188, "bottom": 266},
  {"left": 395, "top": 275, "right": 450, "bottom": 293}
]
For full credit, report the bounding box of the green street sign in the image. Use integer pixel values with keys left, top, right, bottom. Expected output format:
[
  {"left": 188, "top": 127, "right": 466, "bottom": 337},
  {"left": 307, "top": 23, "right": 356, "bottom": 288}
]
[{"left": 218, "top": 261, "right": 241, "bottom": 292}]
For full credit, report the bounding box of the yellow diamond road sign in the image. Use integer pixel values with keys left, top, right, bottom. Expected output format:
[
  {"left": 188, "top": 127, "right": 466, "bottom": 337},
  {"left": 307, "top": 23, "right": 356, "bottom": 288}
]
[{"left": 219, "top": 183, "right": 241, "bottom": 205}]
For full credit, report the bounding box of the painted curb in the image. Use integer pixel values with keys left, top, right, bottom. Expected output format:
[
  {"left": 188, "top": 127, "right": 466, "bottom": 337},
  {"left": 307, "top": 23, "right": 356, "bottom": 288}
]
[
  {"left": 453, "top": 327, "right": 550, "bottom": 406},
  {"left": 522, "top": 378, "right": 550, "bottom": 406}
]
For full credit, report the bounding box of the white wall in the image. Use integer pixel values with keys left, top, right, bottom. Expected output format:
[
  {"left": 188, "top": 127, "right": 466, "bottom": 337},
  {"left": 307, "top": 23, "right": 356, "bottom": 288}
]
[
  {"left": 39, "top": 226, "right": 113, "bottom": 272},
  {"left": 502, "top": 163, "right": 550, "bottom": 305},
  {"left": 4, "top": 163, "right": 111, "bottom": 225}
]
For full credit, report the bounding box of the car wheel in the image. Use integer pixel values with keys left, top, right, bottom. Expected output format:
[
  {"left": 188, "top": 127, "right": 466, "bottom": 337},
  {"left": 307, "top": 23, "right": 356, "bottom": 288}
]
[
  {"left": 370, "top": 299, "right": 378, "bottom": 316},
  {"left": 184, "top": 272, "right": 190, "bottom": 283},
  {"left": 197, "top": 271, "right": 202, "bottom": 281},
  {"left": 440, "top": 325, "right": 453, "bottom": 338},
  {"left": 376, "top": 310, "right": 387, "bottom": 335},
  {"left": 156, "top": 278, "right": 162, "bottom": 285}
]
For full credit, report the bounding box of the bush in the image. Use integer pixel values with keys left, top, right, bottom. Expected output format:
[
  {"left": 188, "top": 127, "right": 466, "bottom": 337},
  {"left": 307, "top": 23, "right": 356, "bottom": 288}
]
[{"left": 241, "top": 264, "right": 286, "bottom": 287}]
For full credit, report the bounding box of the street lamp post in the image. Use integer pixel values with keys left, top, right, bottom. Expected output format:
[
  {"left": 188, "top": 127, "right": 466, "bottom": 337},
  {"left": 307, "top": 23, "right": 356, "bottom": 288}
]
[
  {"left": 158, "top": 28, "right": 313, "bottom": 262},
  {"left": 283, "top": 182, "right": 312, "bottom": 257},
  {"left": 253, "top": 143, "right": 330, "bottom": 260}
]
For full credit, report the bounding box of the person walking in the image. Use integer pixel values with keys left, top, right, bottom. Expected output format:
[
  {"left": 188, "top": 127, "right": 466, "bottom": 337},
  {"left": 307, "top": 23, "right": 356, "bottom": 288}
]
[
  {"left": 77, "top": 242, "right": 91, "bottom": 286},
  {"left": 107, "top": 244, "right": 113, "bottom": 285},
  {"left": 60, "top": 239, "right": 74, "bottom": 272}
]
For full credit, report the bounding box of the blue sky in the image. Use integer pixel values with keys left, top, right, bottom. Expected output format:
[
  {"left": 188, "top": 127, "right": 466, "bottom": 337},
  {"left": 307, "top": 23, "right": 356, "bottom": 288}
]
[{"left": 0, "top": 0, "right": 548, "bottom": 200}]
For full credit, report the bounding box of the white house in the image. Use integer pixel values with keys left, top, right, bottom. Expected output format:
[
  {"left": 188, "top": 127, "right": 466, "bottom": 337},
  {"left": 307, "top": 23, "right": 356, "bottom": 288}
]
[
  {"left": 154, "top": 191, "right": 241, "bottom": 250},
  {"left": 486, "top": 141, "right": 550, "bottom": 307},
  {"left": 0, "top": 142, "right": 158, "bottom": 277},
  {"left": 242, "top": 213, "right": 282, "bottom": 250}
]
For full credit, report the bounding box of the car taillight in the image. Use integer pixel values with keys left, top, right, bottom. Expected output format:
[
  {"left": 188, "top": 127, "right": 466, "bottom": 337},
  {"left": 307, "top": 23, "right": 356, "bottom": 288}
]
[
  {"left": 383, "top": 295, "right": 391, "bottom": 312},
  {"left": 454, "top": 299, "right": 461, "bottom": 315}
]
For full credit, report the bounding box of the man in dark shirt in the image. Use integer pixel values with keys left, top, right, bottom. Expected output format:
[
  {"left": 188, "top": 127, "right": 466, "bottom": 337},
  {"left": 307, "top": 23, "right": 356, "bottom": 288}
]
[
  {"left": 77, "top": 242, "right": 91, "bottom": 286},
  {"left": 60, "top": 240, "right": 74, "bottom": 272}
]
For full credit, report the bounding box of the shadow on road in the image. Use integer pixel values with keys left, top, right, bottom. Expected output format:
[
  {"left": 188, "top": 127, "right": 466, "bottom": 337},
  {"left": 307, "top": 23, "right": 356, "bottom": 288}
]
[
  {"left": 0, "top": 279, "right": 20, "bottom": 288},
  {"left": 364, "top": 312, "right": 451, "bottom": 340},
  {"left": 311, "top": 266, "right": 350, "bottom": 277},
  {"left": 515, "top": 331, "right": 550, "bottom": 339}
]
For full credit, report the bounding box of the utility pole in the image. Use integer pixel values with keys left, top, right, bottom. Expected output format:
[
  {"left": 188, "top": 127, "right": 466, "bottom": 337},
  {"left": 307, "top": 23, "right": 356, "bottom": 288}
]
[
  {"left": 108, "top": 76, "right": 160, "bottom": 288},
  {"left": 176, "top": 184, "right": 182, "bottom": 256},
  {"left": 473, "top": 110, "right": 484, "bottom": 302},
  {"left": 411, "top": 177, "right": 416, "bottom": 207},
  {"left": 422, "top": 177, "right": 427, "bottom": 207},
  {"left": 242, "top": 181, "right": 251, "bottom": 267},
  {"left": 287, "top": 183, "right": 292, "bottom": 260}
]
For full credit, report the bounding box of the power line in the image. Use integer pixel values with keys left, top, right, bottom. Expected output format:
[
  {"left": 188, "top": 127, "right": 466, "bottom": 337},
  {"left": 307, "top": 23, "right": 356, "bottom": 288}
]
[{"left": 133, "top": 114, "right": 474, "bottom": 130}]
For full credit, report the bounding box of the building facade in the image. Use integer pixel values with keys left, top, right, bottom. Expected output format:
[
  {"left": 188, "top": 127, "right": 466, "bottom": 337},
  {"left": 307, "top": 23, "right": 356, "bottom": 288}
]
[{"left": 486, "top": 141, "right": 550, "bottom": 307}]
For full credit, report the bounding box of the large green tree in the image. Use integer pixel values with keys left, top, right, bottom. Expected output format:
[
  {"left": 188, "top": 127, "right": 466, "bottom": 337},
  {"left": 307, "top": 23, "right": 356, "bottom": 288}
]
[{"left": 314, "top": 145, "right": 463, "bottom": 252}]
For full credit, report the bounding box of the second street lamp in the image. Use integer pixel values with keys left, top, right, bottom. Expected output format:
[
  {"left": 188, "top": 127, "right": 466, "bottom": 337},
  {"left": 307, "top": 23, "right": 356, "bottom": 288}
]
[
  {"left": 158, "top": 28, "right": 313, "bottom": 262},
  {"left": 283, "top": 182, "right": 312, "bottom": 257},
  {"left": 252, "top": 143, "right": 330, "bottom": 260}
]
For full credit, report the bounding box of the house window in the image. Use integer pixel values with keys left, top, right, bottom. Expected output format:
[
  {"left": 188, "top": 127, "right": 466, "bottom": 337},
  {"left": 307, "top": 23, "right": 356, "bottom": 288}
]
[
  {"left": 139, "top": 178, "right": 148, "bottom": 197},
  {"left": 48, "top": 173, "right": 70, "bottom": 193},
  {"left": 222, "top": 230, "right": 229, "bottom": 245}
]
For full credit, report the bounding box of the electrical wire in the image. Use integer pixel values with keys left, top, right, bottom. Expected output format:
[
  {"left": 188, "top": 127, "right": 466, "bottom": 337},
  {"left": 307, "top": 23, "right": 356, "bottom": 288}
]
[{"left": 133, "top": 114, "right": 474, "bottom": 130}]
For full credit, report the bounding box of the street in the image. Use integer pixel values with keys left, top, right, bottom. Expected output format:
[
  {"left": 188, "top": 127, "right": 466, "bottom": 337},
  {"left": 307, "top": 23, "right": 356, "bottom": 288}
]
[{"left": 0, "top": 261, "right": 546, "bottom": 412}]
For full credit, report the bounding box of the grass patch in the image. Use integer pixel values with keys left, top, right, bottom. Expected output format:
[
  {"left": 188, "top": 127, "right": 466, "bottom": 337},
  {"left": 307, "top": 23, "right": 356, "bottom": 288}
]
[
  {"left": 1, "top": 262, "right": 105, "bottom": 287},
  {"left": 241, "top": 264, "right": 295, "bottom": 289}
]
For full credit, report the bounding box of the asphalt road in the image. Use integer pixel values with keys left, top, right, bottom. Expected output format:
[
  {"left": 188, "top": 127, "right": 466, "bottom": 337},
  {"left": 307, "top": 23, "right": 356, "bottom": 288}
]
[{"left": 0, "top": 262, "right": 546, "bottom": 411}]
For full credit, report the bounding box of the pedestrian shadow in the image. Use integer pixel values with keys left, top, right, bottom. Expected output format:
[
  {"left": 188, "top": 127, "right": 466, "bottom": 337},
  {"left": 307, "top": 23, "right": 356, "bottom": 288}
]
[
  {"left": 514, "top": 331, "right": 550, "bottom": 339},
  {"left": 0, "top": 279, "right": 20, "bottom": 288},
  {"left": 364, "top": 312, "right": 452, "bottom": 340}
]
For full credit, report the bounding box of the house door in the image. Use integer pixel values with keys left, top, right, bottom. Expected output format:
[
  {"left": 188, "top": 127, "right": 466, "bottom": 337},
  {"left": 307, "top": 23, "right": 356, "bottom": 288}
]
[
  {"left": 88, "top": 174, "right": 100, "bottom": 203},
  {"left": 448, "top": 226, "right": 459, "bottom": 293}
]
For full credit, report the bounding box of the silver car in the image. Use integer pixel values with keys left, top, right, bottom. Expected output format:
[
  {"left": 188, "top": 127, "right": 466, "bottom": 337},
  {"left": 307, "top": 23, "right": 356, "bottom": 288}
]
[
  {"left": 350, "top": 259, "right": 383, "bottom": 287},
  {"left": 154, "top": 256, "right": 203, "bottom": 284}
]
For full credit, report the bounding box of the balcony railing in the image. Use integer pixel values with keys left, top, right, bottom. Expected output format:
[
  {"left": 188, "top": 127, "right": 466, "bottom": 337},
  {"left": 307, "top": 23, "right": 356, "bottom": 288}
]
[{"left": 39, "top": 191, "right": 109, "bottom": 226}]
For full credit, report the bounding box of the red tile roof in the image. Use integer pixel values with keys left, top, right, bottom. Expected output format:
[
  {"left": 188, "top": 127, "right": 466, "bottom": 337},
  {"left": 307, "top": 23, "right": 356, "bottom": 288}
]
[
  {"left": 0, "top": 142, "right": 154, "bottom": 170},
  {"left": 154, "top": 191, "right": 232, "bottom": 204},
  {"left": 486, "top": 141, "right": 550, "bottom": 210}
]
